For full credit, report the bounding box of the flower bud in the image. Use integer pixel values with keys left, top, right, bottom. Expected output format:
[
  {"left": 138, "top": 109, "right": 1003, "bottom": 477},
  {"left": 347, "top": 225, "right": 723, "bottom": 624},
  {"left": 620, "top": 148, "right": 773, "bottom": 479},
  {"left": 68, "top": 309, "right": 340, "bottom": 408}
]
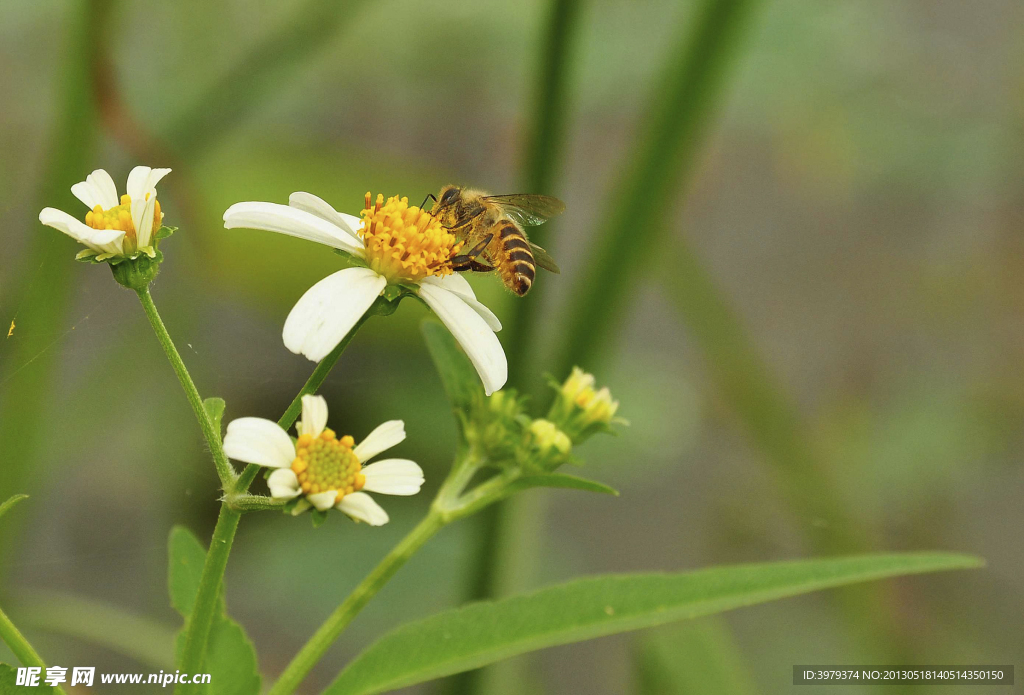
[
  {"left": 548, "top": 367, "right": 622, "bottom": 443},
  {"left": 529, "top": 419, "right": 571, "bottom": 456}
]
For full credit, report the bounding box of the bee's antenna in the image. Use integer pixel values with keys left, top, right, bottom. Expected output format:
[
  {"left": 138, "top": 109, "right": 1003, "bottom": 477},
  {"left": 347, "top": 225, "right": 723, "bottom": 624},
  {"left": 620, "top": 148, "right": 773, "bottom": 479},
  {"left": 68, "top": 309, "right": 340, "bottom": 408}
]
[{"left": 420, "top": 193, "right": 438, "bottom": 210}]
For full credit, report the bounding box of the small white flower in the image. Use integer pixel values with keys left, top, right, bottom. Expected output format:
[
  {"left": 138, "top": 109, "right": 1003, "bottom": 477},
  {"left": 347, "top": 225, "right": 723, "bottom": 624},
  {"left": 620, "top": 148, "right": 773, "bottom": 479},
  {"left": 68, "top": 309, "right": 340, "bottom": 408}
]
[
  {"left": 223, "top": 191, "right": 507, "bottom": 395},
  {"left": 223, "top": 395, "right": 424, "bottom": 526},
  {"left": 39, "top": 166, "right": 170, "bottom": 261}
]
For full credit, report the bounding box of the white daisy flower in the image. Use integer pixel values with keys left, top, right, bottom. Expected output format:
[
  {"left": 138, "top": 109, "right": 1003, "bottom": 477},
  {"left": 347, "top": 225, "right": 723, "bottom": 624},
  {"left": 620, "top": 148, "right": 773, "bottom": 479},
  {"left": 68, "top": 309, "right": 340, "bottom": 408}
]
[
  {"left": 223, "top": 191, "right": 507, "bottom": 395},
  {"left": 222, "top": 395, "right": 424, "bottom": 526},
  {"left": 39, "top": 166, "right": 171, "bottom": 261}
]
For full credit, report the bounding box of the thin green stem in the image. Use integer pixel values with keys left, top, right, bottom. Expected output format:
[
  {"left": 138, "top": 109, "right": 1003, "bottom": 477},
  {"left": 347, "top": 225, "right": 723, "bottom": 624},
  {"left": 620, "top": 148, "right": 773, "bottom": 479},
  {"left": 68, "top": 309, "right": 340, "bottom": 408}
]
[
  {"left": 233, "top": 311, "right": 372, "bottom": 495},
  {"left": 136, "top": 288, "right": 235, "bottom": 487},
  {"left": 266, "top": 511, "right": 446, "bottom": 695},
  {"left": 268, "top": 450, "right": 495, "bottom": 695},
  {"left": 0, "top": 604, "right": 67, "bottom": 695},
  {"left": 175, "top": 506, "right": 240, "bottom": 695},
  {"left": 159, "top": 304, "right": 369, "bottom": 692}
]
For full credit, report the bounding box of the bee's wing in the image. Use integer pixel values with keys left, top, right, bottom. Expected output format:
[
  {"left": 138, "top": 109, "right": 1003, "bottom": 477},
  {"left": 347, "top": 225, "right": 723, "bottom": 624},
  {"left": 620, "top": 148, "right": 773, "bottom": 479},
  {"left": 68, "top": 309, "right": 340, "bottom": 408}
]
[
  {"left": 529, "top": 242, "right": 561, "bottom": 274},
  {"left": 484, "top": 194, "right": 565, "bottom": 226}
]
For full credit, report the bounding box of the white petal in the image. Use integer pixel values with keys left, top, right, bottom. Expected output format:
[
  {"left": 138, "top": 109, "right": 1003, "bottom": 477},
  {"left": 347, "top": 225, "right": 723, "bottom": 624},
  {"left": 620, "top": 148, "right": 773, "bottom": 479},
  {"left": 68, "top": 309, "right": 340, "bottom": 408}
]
[
  {"left": 420, "top": 275, "right": 501, "bottom": 331},
  {"left": 283, "top": 267, "right": 386, "bottom": 362},
  {"left": 299, "top": 394, "right": 328, "bottom": 437},
  {"left": 267, "top": 468, "right": 301, "bottom": 499},
  {"left": 360, "top": 459, "right": 424, "bottom": 496},
  {"left": 307, "top": 490, "right": 339, "bottom": 511},
  {"left": 223, "top": 417, "right": 295, "bottom": 468},
  {"left": 353, "top": 420, "right": 406, "bottom": 463},
  {"left": 336, "top": 492, "right": 389, "bottom": 526},
  {"left": 417, "top": 283, "right": 508, "bottom": 396},
  {"left": 223, "top": 201, "right": 365, "bottom": 256},
  {"left": 39, "top": 207, "right": 125, "bottom": 255},
  {"left": 70, "top": 169, "right": 119, "bottom": 209},
  {"left": 288, "top": 192, "right": 362, "bottom": 239},
  {"left": 132, "top": 193, "right": 157, "bottom": 249},
  {"left": 126, "top": 166, "right": 171, "bottom": 201}
]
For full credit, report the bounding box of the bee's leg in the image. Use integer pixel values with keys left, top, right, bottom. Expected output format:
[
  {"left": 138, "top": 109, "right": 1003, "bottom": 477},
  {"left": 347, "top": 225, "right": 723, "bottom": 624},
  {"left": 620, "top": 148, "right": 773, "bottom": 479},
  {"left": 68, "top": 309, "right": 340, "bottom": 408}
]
[
  {"left": 448, "top": 234, "right": 493, "bottom": 272},
  {"left": 469, "top": 260, "right": 495, "bottom": 272},
  {"left": 420, "top": 193, "right": 438, "bottom": 210}
]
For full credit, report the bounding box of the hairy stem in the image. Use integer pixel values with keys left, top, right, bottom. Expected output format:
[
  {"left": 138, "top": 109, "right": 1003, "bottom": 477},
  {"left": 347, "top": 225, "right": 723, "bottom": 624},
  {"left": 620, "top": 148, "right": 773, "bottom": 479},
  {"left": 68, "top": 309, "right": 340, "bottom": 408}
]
[
  {"left": 175, "top": 506, "right": 240, "bottom": 695},
  {"left": 0, "top": 604, "right": 67, "bottom": 695},
  {"left": 136, "top": 287, "right": 235, "bottom": 487}
]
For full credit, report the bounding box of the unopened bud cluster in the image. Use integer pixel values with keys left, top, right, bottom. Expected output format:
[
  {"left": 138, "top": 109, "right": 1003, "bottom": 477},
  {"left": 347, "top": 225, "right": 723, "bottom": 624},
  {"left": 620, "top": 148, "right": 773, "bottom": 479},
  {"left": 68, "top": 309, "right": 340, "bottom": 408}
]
[
  {"left": 467, "top": 368, "right": 621, "bottom": 473},
  {"left": 547, "top": 367, "right": 621, "bottom": 444}
]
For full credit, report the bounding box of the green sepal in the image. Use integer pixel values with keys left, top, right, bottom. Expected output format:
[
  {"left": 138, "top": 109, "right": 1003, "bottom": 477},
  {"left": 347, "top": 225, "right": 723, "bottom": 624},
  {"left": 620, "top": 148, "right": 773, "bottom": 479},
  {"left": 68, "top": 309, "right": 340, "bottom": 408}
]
[
  {"left": 155, "top": 225, "right": 177, "bottom": 240},
  {"left": 311, "top": 509, "right": 329, "bottom": 528},
  {"left": 110, "top": 251, "right": 162, "bottom": 290},
  {"left": 368, "top": 292, "right": 405, "bottom": 317},
  {"left": 75, "top": 248, "right": 100, "bottom": 262},
  {"left": 382, "top": 284, "right": 404, "bottom": 302}
]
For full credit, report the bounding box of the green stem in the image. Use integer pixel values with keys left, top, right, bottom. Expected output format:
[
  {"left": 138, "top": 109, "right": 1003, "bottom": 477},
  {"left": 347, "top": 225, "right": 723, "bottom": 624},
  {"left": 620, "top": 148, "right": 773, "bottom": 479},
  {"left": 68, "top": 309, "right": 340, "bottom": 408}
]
[
  {"left": 136, "top": 288, "right": 235, "bottom": 487},
  {"left": 175, "top": 505, "right": 240, "bottom": 695},
  {"left": 233, "top": 311, "right": 372, "bottom": 494},
  {"left": 137, "top": 285, "right": 368, "bottom": 691},
  {"left": 0, "top": 604, "right": 67, "bottom": 695},
  {"left": 267, "top": 451, "right": 493, "bottom": 695},
  {"left": 266, "top": 511, "right": 446, "bottom": 695}
]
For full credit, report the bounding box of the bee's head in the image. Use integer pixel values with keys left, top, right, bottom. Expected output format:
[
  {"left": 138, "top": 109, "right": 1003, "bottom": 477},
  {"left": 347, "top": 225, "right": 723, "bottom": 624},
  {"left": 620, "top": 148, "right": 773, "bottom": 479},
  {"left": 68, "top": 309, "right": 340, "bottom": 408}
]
[
  {"left": 432, "top": 185, "right": 465, "bottom": 226},
  {"left": 437, "top": 185, "right": 462, "bottom": 208}
]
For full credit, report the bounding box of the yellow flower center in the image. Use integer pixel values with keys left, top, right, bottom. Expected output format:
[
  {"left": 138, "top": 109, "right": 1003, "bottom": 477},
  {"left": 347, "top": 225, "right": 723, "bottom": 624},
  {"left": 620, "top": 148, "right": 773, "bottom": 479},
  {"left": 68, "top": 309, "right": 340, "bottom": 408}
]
[
  {"left": 358, "top": 192, "right": 461, "bottom": 283},
  {"left": 291, "top": 429, "right": 365, "bottom": 504},
  {"left": 84, "top": 194, "right": 162, "bottom": 250}
]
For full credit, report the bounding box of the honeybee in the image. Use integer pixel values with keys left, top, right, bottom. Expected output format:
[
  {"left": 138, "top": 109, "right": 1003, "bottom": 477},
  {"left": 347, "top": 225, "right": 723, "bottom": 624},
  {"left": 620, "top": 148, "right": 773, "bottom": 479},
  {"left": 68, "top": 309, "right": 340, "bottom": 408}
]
[{"left": 427, "top": 185, "right": 564, "bottom": 296}]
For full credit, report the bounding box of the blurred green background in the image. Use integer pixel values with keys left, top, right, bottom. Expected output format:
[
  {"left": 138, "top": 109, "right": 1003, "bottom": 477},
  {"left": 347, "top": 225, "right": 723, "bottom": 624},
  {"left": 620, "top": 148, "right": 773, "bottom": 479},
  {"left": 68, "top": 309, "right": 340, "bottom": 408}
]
[{"left": 1, "top": 0, "right": 1022, "bottom": 693}]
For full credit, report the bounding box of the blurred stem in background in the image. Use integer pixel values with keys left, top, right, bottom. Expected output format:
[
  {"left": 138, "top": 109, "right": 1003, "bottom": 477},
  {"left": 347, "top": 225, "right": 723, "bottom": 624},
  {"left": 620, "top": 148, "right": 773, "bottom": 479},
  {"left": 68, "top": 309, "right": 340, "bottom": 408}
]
[
  {"left": 660, "top": 236, "right": 911, "bottom": 666},
  {"left": 445, "top": 3, "right": 586, "bottom": 693},
  {"left": 455, "top": 1, "right": 766, "bottom": 693},
  {"left": 0, "top": 1, "right": 104, "bottom": 581},
  {"left": 164, "top": 0, "right": 368, "bottom": 160},
  {"left": 0, "top": 604, "right": 67, "bottom": 695}
]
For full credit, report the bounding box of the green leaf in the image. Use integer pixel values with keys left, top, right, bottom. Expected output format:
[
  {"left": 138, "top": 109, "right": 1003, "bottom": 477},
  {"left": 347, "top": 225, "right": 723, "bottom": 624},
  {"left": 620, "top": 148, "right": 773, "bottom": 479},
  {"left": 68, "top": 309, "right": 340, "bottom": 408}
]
[
  {"left": 0, "top": 664, "right": 55, "bottom": 694},
  {"left": 204, "top": 617, "right": 261, "bottom": 695},
  {"left": 0, "top": 495, "right": 28, "bottom": 523},
  {"left": 636, "top": 619, "right": 759, "bottom": 695},
  {"left": 422, "top": 320, "right": 482, "bottom": 410},
  {"left": 324, "top": 553, "right": 981, "bottom": 695},
  {"left": 203, "top": 398, "right": 226, "bottom": 440},
  {"left": 168, "top": 526, "right": 216, "bottom": 618},
  {"left": 508, "top": 474, "right": 619, "bottom": 497}
]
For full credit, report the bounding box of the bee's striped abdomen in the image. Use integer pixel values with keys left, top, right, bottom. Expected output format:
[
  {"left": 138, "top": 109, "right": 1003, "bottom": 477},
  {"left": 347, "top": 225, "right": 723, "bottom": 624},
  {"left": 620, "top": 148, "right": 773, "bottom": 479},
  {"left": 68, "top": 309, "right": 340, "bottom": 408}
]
[{"left": 499, "top": 223, "right": 535, "bottom": 295}]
